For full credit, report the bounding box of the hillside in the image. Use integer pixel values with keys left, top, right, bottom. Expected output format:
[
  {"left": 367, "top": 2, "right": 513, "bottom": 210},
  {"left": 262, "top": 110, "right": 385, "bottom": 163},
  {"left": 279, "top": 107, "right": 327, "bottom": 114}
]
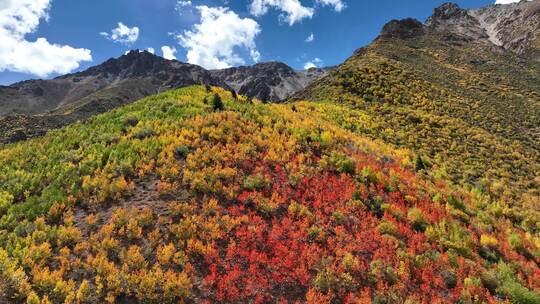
[
  {"left": 0, "top": 86, "right": 539, "bottom": 303},
  {"left": 296, "top": 3, "right": 540, "bottom": 234}
]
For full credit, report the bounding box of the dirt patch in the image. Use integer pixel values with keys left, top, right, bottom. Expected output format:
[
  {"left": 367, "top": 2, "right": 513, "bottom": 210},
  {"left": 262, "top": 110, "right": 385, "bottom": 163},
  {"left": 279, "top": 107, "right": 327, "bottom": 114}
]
[{"left": 73, "top": 176, "right": 189, "bottom": 235}]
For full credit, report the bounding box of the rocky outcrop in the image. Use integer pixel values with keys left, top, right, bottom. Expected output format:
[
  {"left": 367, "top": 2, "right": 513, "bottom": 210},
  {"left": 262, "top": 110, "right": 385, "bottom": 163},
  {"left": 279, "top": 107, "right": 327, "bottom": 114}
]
[
  {"left": 427, "top": 2, "right": 470, "bottom": 23},
  {"left": 380, "top": 18, "right": 425, "bottom": 39}
]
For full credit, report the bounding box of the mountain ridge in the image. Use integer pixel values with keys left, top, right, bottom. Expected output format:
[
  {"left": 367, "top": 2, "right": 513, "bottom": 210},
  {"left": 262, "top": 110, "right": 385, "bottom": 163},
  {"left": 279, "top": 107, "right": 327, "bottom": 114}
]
[{"left": 0, "top": 52, "right": 328, "bottom": 143}]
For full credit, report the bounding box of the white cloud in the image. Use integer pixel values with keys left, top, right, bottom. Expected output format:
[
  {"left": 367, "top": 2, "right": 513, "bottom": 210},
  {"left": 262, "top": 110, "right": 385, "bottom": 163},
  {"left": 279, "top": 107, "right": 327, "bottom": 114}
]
[
  {"left": 100, "top": 22, "right": 139, "bottom": 45},
  {"left": 304, "top": 57, "right": 323, "bottom": 69},
  {"left": 0, "top": 0, "right": 92, "bottom": 77},
  {"left": 249, "top": 0, "right": 314, "bottom": 26},
  {"left": 147, "top": 47, "right": 155, "bottom": 54},
  {"left": 494, "top": 0, "right": 527, "bottom": 3},
  {"left": 176, "top": 0, "right": 192, "bottom": 7},
  {"left": 316, "top": 0, "right": 346, "bottom": 12},
  {"left": 175, "top": 0, "right": 195, "bottom": 16},
  {"left": 249, "top": 0, "right": 346, "bottom": 25},
  {"left": 161, "top": 46, "right": 177, "bottom": 60},
  {"left": 177, "top": 6, "right": 261, "bottom": 69},
  {"left": 495, "top": 0, "right": 533, "bottom": 3},
  {"left": 305, "top": 33, "right": 314, "bottom": 42}
]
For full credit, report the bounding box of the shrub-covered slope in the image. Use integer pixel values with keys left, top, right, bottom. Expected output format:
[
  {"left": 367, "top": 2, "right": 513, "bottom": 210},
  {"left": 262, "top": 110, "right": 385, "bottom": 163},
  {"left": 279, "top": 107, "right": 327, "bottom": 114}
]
[
  {"left": 0, "top": 86, "right": 539, "bottom": 303},
  {"left": 296, "top": 30, "right": 540, "bottom": 234}
]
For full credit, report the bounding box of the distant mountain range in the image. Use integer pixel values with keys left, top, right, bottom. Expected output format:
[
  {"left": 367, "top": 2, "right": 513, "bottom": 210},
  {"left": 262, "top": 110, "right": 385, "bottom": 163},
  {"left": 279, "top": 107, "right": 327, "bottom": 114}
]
[{"left": 0, "top": 51, "right": 330, "bottom": 143}]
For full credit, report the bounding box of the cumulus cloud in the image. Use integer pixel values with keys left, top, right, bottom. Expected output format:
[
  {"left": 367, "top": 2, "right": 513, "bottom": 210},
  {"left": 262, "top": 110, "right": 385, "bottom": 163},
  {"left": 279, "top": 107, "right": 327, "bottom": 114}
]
[
  {"left": 0, "top": 0, "right": 92, "bottom": 77},
  {"left": 316, "top": 0, "right": 346, "bottom": 12},
  {"left": 177, "top": 6, "right": 261, "bottom": 69},
  {"left": 100, "top": 22, "right": 139, "bottom": 45},
  {"left": 249, "top": 0, "right": 346, "bottom": 25},
  {"left": 304, "top": 57, "right": 323, "bottom": 69},
  {"left": 249, "top": 0, "right": 314, "bottom": 26},
  {"left": 305, "top": 33, "right": 314, "bottom": 42},
  {"left": 147, "top": 47, "right": 155, "bottom": 54},
  {"left": 161, "top": 46, "right": 177, "bottom": 60}
]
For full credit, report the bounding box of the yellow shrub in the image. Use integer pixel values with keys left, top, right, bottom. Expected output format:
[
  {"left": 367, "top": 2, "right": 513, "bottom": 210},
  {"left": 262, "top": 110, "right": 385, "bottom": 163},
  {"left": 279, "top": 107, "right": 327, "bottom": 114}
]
[{"left": 480, "top": 234, "right": 499, "bottom": 248}]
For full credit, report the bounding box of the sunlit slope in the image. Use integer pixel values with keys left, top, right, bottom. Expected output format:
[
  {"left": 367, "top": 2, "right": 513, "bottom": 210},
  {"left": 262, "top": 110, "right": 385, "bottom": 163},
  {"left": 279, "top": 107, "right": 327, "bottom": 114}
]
[
  {"left": 297, "top": 34, "right": 540, "bottom": 233},
  {"left": 0, "top": 86, "right": 539, "bottom": 303}
]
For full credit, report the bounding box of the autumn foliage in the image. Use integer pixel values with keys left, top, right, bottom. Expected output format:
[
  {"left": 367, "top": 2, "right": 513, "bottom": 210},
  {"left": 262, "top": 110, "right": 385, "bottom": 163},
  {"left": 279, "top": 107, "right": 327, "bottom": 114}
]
[{"left": 0, "top": 86, "right": 538, "bottom": 303}]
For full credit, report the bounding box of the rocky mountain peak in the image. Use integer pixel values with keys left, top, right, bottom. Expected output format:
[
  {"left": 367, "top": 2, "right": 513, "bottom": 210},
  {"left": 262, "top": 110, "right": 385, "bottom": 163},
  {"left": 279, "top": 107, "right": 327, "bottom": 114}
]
[
  {"left": 73, "top": 50, "right": 177, "bottom": 78},
  {"left": 425, "top": 2, "right": 480, "bottom": 34},
  {"left": 380, "top": 18, "right": 425, "bottom": 39},
  {"left": 429, "top": 2, "right": 469, "bottom": 21}
]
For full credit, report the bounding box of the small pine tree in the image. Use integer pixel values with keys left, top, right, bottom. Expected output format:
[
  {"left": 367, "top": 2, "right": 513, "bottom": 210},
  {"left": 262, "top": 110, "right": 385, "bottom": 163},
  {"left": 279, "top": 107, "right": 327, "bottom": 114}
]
[
  {"left": 415, "top": 155, "right": 426, "bottom": 172},
  {"left": 230, "top": 90, "right": 238, "bottom": 100},
  {"left": 211, "top": 93, "right": 224, "bottom": 111},
  {"left": 204, "top": 84, "right": 211, "bottom": 92}
]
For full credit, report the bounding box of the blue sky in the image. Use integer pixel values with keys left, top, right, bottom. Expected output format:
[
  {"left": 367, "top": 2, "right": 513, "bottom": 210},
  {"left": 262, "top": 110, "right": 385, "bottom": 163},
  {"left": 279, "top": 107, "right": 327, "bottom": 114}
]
[{"left": 0, "top": 0, "right": 513, "bottom": 85}]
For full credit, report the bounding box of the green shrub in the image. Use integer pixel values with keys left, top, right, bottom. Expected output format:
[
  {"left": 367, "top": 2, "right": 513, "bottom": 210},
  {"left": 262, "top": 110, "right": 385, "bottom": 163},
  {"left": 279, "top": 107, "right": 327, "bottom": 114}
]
[
  {"left": 480, "top": 269, "right": 500, "bottom": 293},
  {"left": 332, "top": 211, "right": 347, "bottom": 224},
  {"left": 174, "top": 145, "right": 190, "bottom": 160},
  {"left": 211, "top": 93, "right": 224, "bottom": 111},
  {"left": 378, "top": 220, "right": 398, "bottom": 236},
  {"left": 312, "top": 268, "right": 338, "bottom": 292},
  {"left": 407, "top": 207, "right": 428, "bottom": 231},
  {"left": 322, "top": 152, "right": 355, "bottom": 175},
  {"left": 132, "top": 127, "right": 155, "bottom": 140},
  {"left": 499, "top": 281, "right": 540, "bottom": 304},
  {"left": 0, "top": 191, "right": 14, "bottom": 215},
  {"left": 123, "top": 115, "right": 139, "bottom": 127},
  {"left": 496, "top": 262, "right": 540, "bottom": 304},
  {"left": 242, "top": 174, "right": 266, "bottom": 191},
  {"left": 414, "top": 155, "right": 426, "bottom": 172}
]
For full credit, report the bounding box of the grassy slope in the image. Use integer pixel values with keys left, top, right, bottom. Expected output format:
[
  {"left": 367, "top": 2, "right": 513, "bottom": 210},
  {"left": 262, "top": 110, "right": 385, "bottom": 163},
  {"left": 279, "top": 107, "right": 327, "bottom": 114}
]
[
  {"left": 297, "top": 34, "right": 540, "bottom": 233},
  {"left": 0, "top": 86, "right": 539, "bottom": 303}
]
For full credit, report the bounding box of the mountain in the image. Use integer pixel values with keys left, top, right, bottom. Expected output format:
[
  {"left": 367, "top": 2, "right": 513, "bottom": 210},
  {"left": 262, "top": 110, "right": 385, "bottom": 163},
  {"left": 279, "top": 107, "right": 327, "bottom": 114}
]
[
  {"left": 0, "top": 51, "right": 228, "bottom": 117},
  {"left": 426, "top": 1, "right": 539, "bottom": 58},
  {"left": 0, "top": 51, "right": 229, "bottom": 143},
  {"left": 0, "top": 86, "right": 539, "bottom": 303},
  {"left": 0, "top": 52, "right": 327, "bottom": 144},
  {"left": 296, "top": 2, "right": 540, "bottom": 231},
  {"left": 210, "top": 62, "right": 332, "bottom": 102}
]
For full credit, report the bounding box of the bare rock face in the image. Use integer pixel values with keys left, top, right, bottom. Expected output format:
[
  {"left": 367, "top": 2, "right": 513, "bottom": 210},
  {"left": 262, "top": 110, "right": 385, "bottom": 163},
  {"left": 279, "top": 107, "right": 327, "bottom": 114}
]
[
  {"left": 380, "top": 18, "right": 425, "bottom": 39},
  {"left": 470, "top": 0, "right": 540, "bottom": 55},
  {"left": 426, "top": 1, "right": 540, "bottom": 56},
  {"left": 428, "top": 2, "right": 470, "bottom": 22},
  {"left": 426, "top": 3, "right": 489, "bottom": 43}
]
